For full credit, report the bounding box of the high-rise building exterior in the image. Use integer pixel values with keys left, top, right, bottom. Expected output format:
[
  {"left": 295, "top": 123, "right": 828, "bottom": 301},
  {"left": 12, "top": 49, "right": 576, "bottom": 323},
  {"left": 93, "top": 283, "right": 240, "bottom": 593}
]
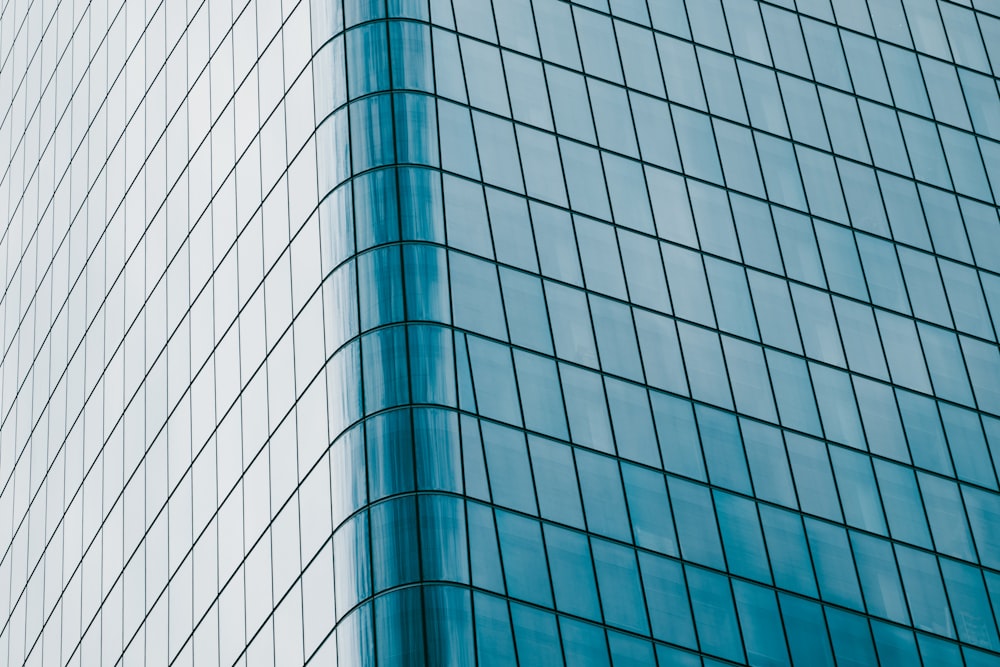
[{"left": 4, "top": 0, "right": 1000, "bottom": 665}]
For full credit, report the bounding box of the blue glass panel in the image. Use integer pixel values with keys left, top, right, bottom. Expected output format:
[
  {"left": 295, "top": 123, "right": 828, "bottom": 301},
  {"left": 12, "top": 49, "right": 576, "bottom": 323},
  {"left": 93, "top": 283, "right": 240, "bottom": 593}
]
[
  {"left": 851, "top": 532, "right": 909, "bottom": 624},
  {"left": 547, "top": 283, "right": 599, "bottom": 368},
  {"left": 706, "top": 258, "right": 759, "bottom": 340},
  {"left": 920, "top": 473, "right": 978, "bottom": 562},
  {"left": 514, "top": 351, "right": 568, "bottom": 440},
  {"left": 504, "top": 53, "right": 551, "bottom": 130},
  {"left": 630, "top": 95, "right": 680, "bottom": 170},
  {"left": 941, "top": 403, "right": 996, "bottom": 489},
  {"left": 699, "top": 48, "right": 747, "bottom": 123},
  {"left": 534, "top": 0, "right": 582, "bottom": 67},
  {"left": 604, "top": 154, "right": 654, "bottom": 234},
  {"left": 827, "top": 608, "right": 878, "bottom": 667},
  {"left": 367, "top": 409, "right": 415, "bottom": 499},
  {"left": 772, "top": 208, "right": 825, "bottom": 287},
  {"left": 424, "top": 586, "right": 474, "bottom": 665},
  {"left": 419, "top": 496, "right": 469, "bottom": 583},
  {"left": 560, "top": 618, "right": 611, "bottom": 667},
  {"left": 809, "top": 363, "right": 865, "bottom": 450},
  {"left": 742, "top": 419, "right": 797, "bottom": 508},
  {"left": 561, "top": 364, "right": 615, "bottom": 454},
  {"left": 474, "top": 593, "right": 518, "bottom": 667},
  {"left": 468, "top": 337, "right": 521, "bottom": 425},
  {"left": 801, "top": 18, "right": 851, "bottom": 89},
  {"left": 375, "top": 588, "right": 426, "bottom": 667},
  {"left": 461, "top": 38, "right": 509, "bottom": 115},
  {"left": 670, "top": 478, "right": 724, "bottom": 569},
  {"left": 657, "top": 35, "right": 706, "bottom": 109},
  {"left": 756, "top": 134, "right": 807, "bottom": 210},
  {"left": 779, "top": 595, "right": 835, "bottom": 667},
  {"left": 918, "top": 634, "right": 964, "bottom": 666},
  {"left": 806, "top": 518, "right": 863, "bottom": 609},
  {"left": 371, "top": 496, "right": 420, "bottom": 590},
  {"left": 493, "top": 0, "right": 538, "bottom": 55},
  {"left": 787, "top": 434, "right": 843, "bottom": 522},
  {"left": 529, "top": 437, "right": 584, "bottom": 528},
  {"left": 781, "top": 76, "right": 830, "bottom": 149},
  {"left": 650, "top": 392, "right": 707, "bottom": 481},
  {"left": 496, "top": 511, "right": 552, "bottom": 607},
  {"left": 605, "top": 378, "right": 659, "bottom": 466},
  {"left": 673, "top": 106, "right": 723, "bottom": 183},
  {"left": 589, "top": 80, "right": 639, "bottom": 157},
  {"left": 591, "top": 298, "right": 642, "bottom": 381},
  {"left": 831, "top": 447, "right": 888, "bottom": 534},
  {"left": 390, "top": 22, "right": 432, "bottom": 93},
  {"left": 483, "top": 193, "right": 538, "bottom": 270},
  {"left": 872, "top": 621, "right": 921, "bottom": 666},
  {"left": 334, "top": 511, "right": 372, "bottom": 615},
  {"left": 721, "top": 337, "right": 778, "bottom": 422},
  {"left": 560, "top": 140, "right": 613, "bottom": 220},
  {"left": 473, "top": 113, "right": 524, "bottom": 193},
  {"left": 482, "top": 423, "right": 536, "bottom": 514},
  {"left": 860, "top": 101, "right": 910, "bottom": 175},
  {"left": 715, "top": 491, "right": 770, "bottom": 583},
  {"left": 545, "top": 525, "right": 602, "bottom": 620},
  {"left": 963, "top": 485, "right": 1000, "bottom": 571},
  {"left": 414, "top": 409, "right": 461, "bottom": 493},
  {"left": 940, "top": 558, "right": 1000, "bottom": 650},
  {"left": 678, "top": 324, "right": 733, "bottom": 410},
  {"left": 897, "top": 545, "right": 956, "bottom": 638},
  {"left": 618, "top": 231, "right": 670, "bottom": 313},
  {"left": 573, "top": 8, "right": 623, "bottom": 83},
  {"left": 638, "top": 552, "right": 696, "bottom": 648},
  {"left": 362, "top": 326, "right": 410, "bottom": 411},
  {"left": 338, "top": 603, "right": 376, "bottom": 667},
  {"left": 815, "top": 223, "right": 866, "bottom": 299},
  {"left": 738, "top": 61, "right": 789, "bottom": 136},
  {"left": 607, "top": 633, "right": 655, "bottom": 667},
  {"left": 468, "top": 503, "right": 505, "bottom": 593},
  {"left": 576, "top": 449, "right": 631, "bottom": 543},
  {"left": 662, "top": 245, "right": 716, "bottom": 328},
  {"left": 760, "top": 4, "right": 810, "bottom": 77},
  {"left": 622, "top": 464, "right": 677, "bottom": 556},
  {"left": 766, "top": 350, "right": 822, "bottom": 435},
  {"left": 722, "top": 0, "right": 771, "bottom": 64},
  {"left": 819, "top": 88, "right": 870, "bottom": 162},
  {"left": 648, "top": 168, "right": 698, "bottom": 247},
  {"left": 790, "top": 284, "right": 845, "bottom": 366},
  {"left": 347, "top": 23, "right": 389, "bottom": 96},
  {"left": 749, "top": 271, "right": 804, "bottom": 354},
  {"left": 733, "top": 581, "right": 790, "bottom": 666},
  {"left": 394, "top": 93, "right": 438, "bottom": 166},
  {"left": 592, "top": 539, "right": 649, "bottom": 634},
  {"left": 686, "top": 566, "right": 745, "bottom": 663},
  {"left": 517, "top": 126, "right": 568, "bottom": 207},
  {"left": 843, "top": 32, "right": 891, "bottom": 103},
  {"left": 919, "top": 323, "right": 975, "bottom": 406},
  {"left": 439, "top": 103, "right": 481, "bottom": 179},
  {"left": 696, "top": 406, "right": 750, "bottom": 494},
  {"left": 687, "top": 182, "right": 745, "bottom": 263}
]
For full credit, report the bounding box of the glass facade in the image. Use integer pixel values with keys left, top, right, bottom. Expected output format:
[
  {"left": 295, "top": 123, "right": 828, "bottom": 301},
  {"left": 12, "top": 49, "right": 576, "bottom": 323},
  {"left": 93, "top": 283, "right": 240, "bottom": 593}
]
[
  {"left": 4, "top": 0, "right": 1000, "bottom": 665},
  {"left": 0, "top": 0, "right": 325, "bottom": 664}
]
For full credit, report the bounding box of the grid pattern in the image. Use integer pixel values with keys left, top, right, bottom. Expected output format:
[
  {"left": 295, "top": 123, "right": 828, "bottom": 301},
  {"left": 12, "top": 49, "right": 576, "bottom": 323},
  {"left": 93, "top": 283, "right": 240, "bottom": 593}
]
[
  {"left": 315, "top": 0, "right": 1000, "bottom": 665},
  {"left": 4, "top": 0, "right": 1000, "bottom": 666},
  {"left": 0, "top": 0, "right": 328, "bottom": 664}
]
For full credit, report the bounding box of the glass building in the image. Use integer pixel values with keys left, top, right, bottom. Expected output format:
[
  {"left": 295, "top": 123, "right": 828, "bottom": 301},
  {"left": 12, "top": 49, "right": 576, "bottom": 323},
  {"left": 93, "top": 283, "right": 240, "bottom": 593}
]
[{"left": 3, "top": 0, "right": 1000, "bottom": 665}]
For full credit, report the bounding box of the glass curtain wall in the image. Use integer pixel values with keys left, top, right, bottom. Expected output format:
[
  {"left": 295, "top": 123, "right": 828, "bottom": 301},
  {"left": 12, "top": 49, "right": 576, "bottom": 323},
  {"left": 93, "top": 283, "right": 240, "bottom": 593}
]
[
  {"left": 0, "top": 0, "right": 325, "bottom": 664},
  {"left": 318, "top": 0, "right": 1000, "bottom": 665},
  {"left": 3, "top": 0, "right": 1000, "bottom": 665}
]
